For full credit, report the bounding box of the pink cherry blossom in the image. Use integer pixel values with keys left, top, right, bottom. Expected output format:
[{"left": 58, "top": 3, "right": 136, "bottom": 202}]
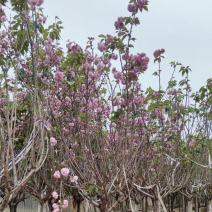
[
  {"left": 112, "top": 54, "right": 118, "bottom": 60},
  {"left": 153, "top": 91, "right": 159, "bottom": 98},
  {"left": 166, "top": 142, "right": 172, "bottom": 148},
  {"left": 128, "top": 4, "right": 136, "bottom": 12},
  {"left": 37, "top": 17, "right": 43, "bottom": 24},
  {"left": 104, "top": 148, "right": 109, "bottom": 153},
  {"left": 53, "top": 171, "right": 61, "bottom": 179},
  {"left": 85, "top": 146, "right": 89, "bottom": 152},
  {"left": 97, "top": 107, "right": 102, "bottom": 113},
  {"left": 52, "top": 203, "right": 59, "bottom": 209},
  {"left": 55, "top": 71, "right": 64, "bottom": 82},
  {"left": 152, "top": 147, "right": 157, "bottom": 152},
  {"left": 105, "top": 35, "right": 113, "bottom": 46},
  {"left": 50, "top": 137, "right": 57, "bottom": 147},
  {"left": 153, "top": 48, "right": 165, "bottom": 58},
  {"left": 0, "top": 30, "right": 6, "bottom": 39},
  {"left": 0, "top": 16, "right": 7, "bottom": 22},
  {"left": 52, "top": 191, "right": 58, "bottom": 199},
  {"left": 43, "top": 16, "right": 47, "bottom": 24},
  {"left": 71, "top": 176, "right": 78, "bottom": 182},
  {"left": 62, "top": 200, "right": 68, "bottom": 208},
  {"left": 61, "top": 168, "right": 69, "bottom": 177},
  {"left": 137, "top": 0, "right": 145, "bottom": 10},
  {"left": 189, "top": 139, "right": 195, "bottom": 147},
  {"left": 0, "top": 48, "right": 6, "bottom": 54},
  {"left": 28, "top": 0, "right": 44, "bottom": 7},
  {"left": 37, "top": 0, "right": 44, "bottom": 6},
  {"left": 69, "top": 123, "right": 74, "bottom": 127},
  {"left": 114, "top": 17, "right": 124, "bottom": 30},
  {"left": 97, "top": 43, "right": 106, "bottom": 52}
]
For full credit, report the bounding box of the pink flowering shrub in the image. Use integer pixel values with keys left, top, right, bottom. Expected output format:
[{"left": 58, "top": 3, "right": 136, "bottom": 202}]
[{"left": 0, "top": 0, "right": 212, "bottom": 211}]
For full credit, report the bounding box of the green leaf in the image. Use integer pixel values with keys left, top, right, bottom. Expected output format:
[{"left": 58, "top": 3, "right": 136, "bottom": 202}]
[
  {"left": 118, "top": 31, "right": 125, "bottom": 37},
  {"left": 67, "top": 81, "right": 75, "bottom": 86},
  {"left": 134, "top": 17, "right": 140, "bottom": 25},
  {"left": 43, "top": 30, "right": 49, "bottom": 40},
  {"left": 143, "top": 6, "right": 148, "bottom": 11},
  {"left": 125, "top": 17, "right": 131, "bottom": 25},
  {"left": 98, "top": 34, "right": 105, "bottom": 38},
  {"left": 122, "top": 34, "right": 127, "bottom": 41},
  {"left": 148, "top": 103, "right": 156, "bottom": 111}
]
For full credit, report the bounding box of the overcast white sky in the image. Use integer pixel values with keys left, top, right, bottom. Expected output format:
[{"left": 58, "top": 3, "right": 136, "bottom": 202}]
[{"left": 42, "top": 0, "right": 212, "bottom": 91}]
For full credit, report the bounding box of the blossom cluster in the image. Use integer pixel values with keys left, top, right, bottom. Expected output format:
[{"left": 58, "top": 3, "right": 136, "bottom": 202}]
[
  {"left": 153, "top": 48, "right": 165, "bottom": 58},
  {"left": 114, "top": 17, "right": 125, "bottom": 30},
  {"left": 27, "top": 0, "right": 44, "bottom": 7}
]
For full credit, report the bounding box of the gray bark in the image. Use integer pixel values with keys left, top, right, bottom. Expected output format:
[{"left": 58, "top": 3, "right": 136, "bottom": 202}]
[
  {"left": 154, "top": 200, "right": 161, "bottom": 212},
  {"left": 187, "top": 200, "right": 192, "bottom": 212},
  {"left": 207, "top": 199, "right": 212, "bottom": 212}
]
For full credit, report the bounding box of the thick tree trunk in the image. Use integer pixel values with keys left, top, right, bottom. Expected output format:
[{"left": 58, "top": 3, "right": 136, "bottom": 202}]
[
  {"left": 153, "top": 199, "right": 161, "bottom": 212},
  {"left": 48, "top": 199, "right": 53, "bottom": 212},
  {"left": 38, "top": 203, "right": 44, "bottom": 212},
  {"left": 187, "top": 200, "right": 192, "bottom": 212},
  {"left": 142, "top": 197, "right": 145, "bottom": 212},
  {"left": 38, "top": 202, "right": 49, "bottom": 212},
  {"left": 9, "top": 204, "right": 17, "bottom": 212},
  {"left": 99, "top": 200, "right": 108, "bottom": 212},
  {"left": 82, "top": 199, "right": 90, "bottom": 212},
  {"left": 207, "top": 199, "right": 212, "bottom": 212},
  {"left": 133, "top": 201, "right": 139, "bottom": 212}
]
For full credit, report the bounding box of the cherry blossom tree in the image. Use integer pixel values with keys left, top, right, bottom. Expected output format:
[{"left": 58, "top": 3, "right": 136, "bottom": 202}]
[{"left": 0, "top": 0, "right": 212, "bottom": 212}]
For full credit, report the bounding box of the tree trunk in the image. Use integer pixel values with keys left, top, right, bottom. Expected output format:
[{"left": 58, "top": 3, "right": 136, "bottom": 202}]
[
  {"left": 142, "top": 197, "right": 145, "bottom": 212},
  {"left": 82, "top": 199, "right": 90, "bottom": 212},
  {"left": 9, "top": 204, "right": 17, "bottom": 212},
  {"left": 179, "top": 195, "right": 181, "bottom": 212},
  {"left": 99, "top": 200, "right": 108, "bottom": 212},
  {"left": 182, "top": 195, "right": 185, "bottom": 212},
  {"left": 133, "top": 201, "right": 139, "bottom": 212},
  {"left": 170, "top": 196, "right": 175, "bottom": 212},
  {"left": 38, "top": 203, "right": 44, "bottom": 212},
  {"left": 77, "top": 200, "right": 81, "bottom": 212},
  {"left": 38, "top": 202, "right": 49, "bottom": 212},
  {"left": 195, "top": 197, "right": 198, "bottom": 212},
  {"left": 154, "top": 199, "right": 161, "bottom": 212},
  {"left": 48, "top": 199, "right": 53, "bottom": 212},
  {"left": 207, "top": 199, "right": 212, "bottom": 212},
  {"left": 145, "top": 196, "right": 148, "bottom": 212},
  {"left": 187, "top": 200, "right": 192, "bottom": 212}
]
